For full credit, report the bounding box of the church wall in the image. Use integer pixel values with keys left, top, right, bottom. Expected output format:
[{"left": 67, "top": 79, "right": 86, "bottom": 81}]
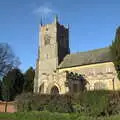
[
  {"left": 58, "top": 62, "right": 114, "bottom": 74},
  {"left": 38, "top": 71, "right": 69, "bottom": 94},
  {"left": 58, "top": 62, "right": 120, "bottom": 90}
]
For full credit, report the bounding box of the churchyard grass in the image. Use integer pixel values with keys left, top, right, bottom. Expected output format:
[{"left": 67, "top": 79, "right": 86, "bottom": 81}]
[{"left": 0, "top": 111, "right": 120, "bottom": 120}]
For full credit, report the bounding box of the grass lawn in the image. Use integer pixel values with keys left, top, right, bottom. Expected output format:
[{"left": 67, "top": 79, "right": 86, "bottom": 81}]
[{"left": 0, "top": 111, "right": 120, "bottom": 120}]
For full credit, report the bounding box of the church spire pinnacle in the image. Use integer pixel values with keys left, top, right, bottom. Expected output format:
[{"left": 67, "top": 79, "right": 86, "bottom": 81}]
[
  {"left": 54, "top": 15, "right": 58, "bottom": 23},
  {"left": 40, "top": 17, "right": 43, "bottom": 26},
  {"left": 67, "top": 24, "right": 70, "bottom": 29}
]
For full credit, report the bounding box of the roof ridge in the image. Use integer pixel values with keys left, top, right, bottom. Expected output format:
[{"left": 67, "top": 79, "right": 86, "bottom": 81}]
[
  {"left": 70, "top": 47, "right": 110, "bottom": 56},
  {"left": 58, "top": 47, "right": 111, "bottom": 69}
]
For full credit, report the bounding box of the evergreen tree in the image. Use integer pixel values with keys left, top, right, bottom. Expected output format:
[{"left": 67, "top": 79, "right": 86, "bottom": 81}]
[
  {"left": 110, "top": 26, "right": 120, "bottom": 80},
  {"left": 23, "top": 67, "right": 35, "bottom": 92},
  {"left": 2, "top": 68, "right": 24, "bottom": 101}
]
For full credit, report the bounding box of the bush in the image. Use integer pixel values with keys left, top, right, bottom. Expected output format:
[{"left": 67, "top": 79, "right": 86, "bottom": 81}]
[
  {"left": 72, "top": 91, "right": 109, "bottom": 116},
  {"left": 106, "top": 92, "right": 120, "bottom": 115},
  {"left": 46, "top": 95, "right": 73, "bottom": 113},
  {"left": 15, "top": 93, "right": 73, "bottom": 113},
  {"left": 15, "top": 91, "right": 120, "bottom": 117}
]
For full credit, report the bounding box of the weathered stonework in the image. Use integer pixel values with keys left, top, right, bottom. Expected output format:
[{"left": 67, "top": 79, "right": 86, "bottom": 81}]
[
  {"left": 34, "top": 17, "right": 120, "bottom": 94},
  {"left": 34, "top": 17, "right": 70, "bottom": 94},
  {"left": 38, "top": 71, "right": 68, "bottom": 94},
  {"left": 58, "top": 62, "right": 120, "bottom": 91}
]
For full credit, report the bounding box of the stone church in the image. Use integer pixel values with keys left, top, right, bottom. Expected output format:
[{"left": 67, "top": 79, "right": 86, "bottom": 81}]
[{"left": 34, "top": 16, "right": 120, "bottom": 94}]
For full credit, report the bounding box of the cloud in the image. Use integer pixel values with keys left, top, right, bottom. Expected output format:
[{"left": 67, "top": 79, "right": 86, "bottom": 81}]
[{"left": 33, "top": 5, "right": 54, "bottom": 17}]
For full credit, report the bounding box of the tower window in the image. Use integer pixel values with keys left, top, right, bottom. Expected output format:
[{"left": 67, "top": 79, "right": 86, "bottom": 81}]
[
  {"left": 46, "top": 28, "right": 48, "bottom": 31},
  {"left": 44, "top": 34, "right": 50, "bottom": 45}
]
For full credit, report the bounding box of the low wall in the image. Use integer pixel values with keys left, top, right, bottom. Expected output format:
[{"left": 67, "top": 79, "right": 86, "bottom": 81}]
[{"left": 0, "top": 101, "right": 17, "bottom": 113}]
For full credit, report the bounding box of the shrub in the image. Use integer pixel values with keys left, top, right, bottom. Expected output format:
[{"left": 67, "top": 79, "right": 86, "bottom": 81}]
[
  {"left": 15, "top": 91, "right": 120, "bottom": 117},
  {"left": 46, "top": 95, "right": 73, "bottom": 113},
  {"left": 15, "top": 93, "right": 73, "bottom": 113},
  {"left": 106, "top": 92, "right": 120, "bottom": 115},
  {"left": 72, "top": 91, "right": 110, "bottom": 116}
]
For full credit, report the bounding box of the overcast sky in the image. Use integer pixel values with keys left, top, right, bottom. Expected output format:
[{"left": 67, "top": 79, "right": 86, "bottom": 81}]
[{"left": 0, "top": 0, "right": 120, "bottom": 71}]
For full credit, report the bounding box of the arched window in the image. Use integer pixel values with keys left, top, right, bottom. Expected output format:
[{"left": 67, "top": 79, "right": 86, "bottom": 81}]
[
  {"left": 73, "top": 83, "right": 78, "bottom": 93},
  {"left": 94, "top": 82, "right": 106, "bottom": 90},
  {"left": 44, "top": 34, "right": 50, "bottom": 45}
]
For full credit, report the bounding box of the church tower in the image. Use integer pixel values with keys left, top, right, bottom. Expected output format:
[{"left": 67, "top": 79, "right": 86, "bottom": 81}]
[{"left": 34, "top": 16, "right": 70, "bottom": 93}]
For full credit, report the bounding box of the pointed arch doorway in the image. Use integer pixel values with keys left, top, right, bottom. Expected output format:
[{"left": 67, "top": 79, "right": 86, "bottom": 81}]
[
  {"left": 51, "top": 86, "right": 59, "bottom": 95},
  {"left": 39, "top": 83, "right": 44, "bottom": 94}
]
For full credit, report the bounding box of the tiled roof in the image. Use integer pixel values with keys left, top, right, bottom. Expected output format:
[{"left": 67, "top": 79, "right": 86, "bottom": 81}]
[{"left": 58, "top": 47, "right": 112, "bottom": 69}]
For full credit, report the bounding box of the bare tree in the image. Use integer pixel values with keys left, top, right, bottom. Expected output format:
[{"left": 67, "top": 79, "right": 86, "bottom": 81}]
[{"left": 0, "top": 43, "right": 20, "bottom": 77}]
